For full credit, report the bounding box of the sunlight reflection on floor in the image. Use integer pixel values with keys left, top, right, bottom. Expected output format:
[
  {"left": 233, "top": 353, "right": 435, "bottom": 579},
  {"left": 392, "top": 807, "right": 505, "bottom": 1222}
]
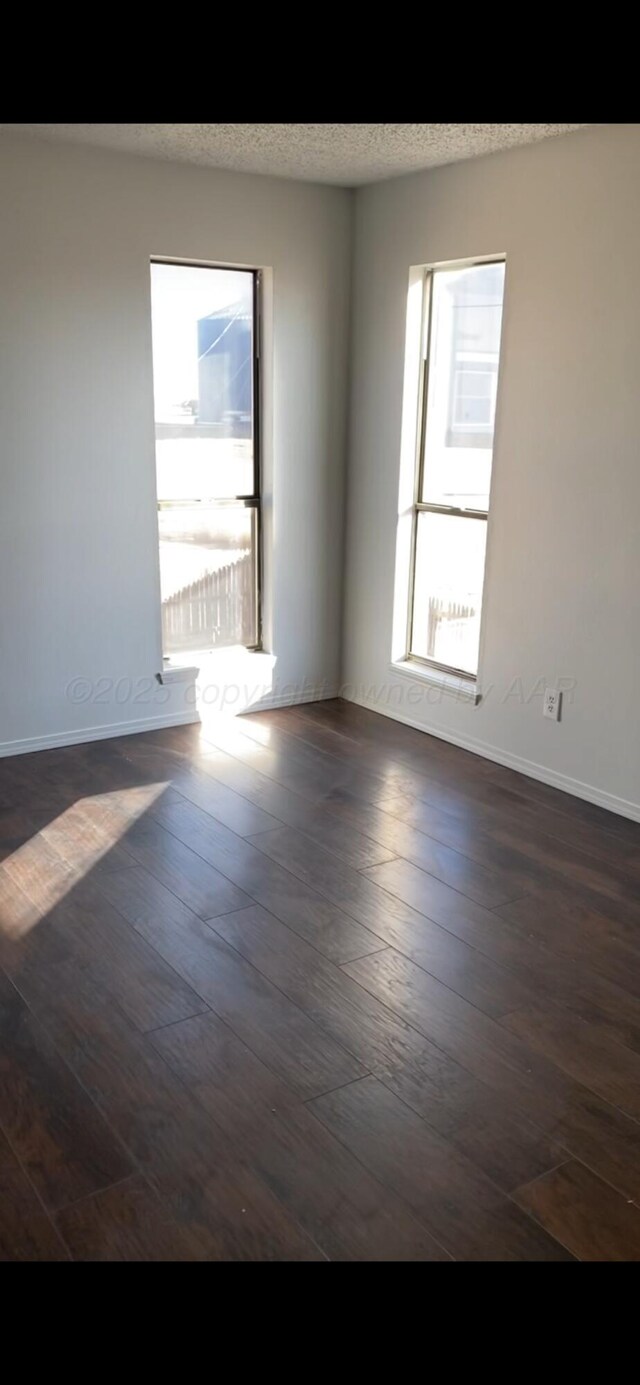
[{"left": 0, "top": 782, "right": 169, "bottom": 940}]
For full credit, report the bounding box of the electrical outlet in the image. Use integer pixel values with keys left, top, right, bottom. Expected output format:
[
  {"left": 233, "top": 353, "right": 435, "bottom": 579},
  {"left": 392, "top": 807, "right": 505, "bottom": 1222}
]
[{"left": 543, "top": 687, "right": 562, "bottom": 721}]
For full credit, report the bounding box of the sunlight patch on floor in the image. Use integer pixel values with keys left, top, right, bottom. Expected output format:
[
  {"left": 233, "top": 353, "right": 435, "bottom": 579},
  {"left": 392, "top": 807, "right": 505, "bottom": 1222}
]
[{"left": 0, "top": 782, "right": 169, "bottom": 940}]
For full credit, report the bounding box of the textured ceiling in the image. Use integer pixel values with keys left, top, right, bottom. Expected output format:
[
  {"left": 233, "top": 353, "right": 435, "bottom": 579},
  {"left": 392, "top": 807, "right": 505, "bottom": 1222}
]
[{"left": 1, "top": 123, "right": 589, "bottom": 186}]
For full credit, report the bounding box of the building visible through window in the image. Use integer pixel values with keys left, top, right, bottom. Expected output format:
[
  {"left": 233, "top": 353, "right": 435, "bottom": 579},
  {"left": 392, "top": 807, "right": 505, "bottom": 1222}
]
[{"left": 446, "top": 263, "right": 502, "bottom": 449}]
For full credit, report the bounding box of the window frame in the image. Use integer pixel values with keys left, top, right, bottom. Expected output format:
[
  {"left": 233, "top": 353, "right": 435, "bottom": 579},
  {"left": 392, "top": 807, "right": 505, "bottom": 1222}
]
[
  {"left": 151, "top": 257, "right": 263, "bottom": 658},
  {"left": 405, "top": 256, "right": 505, "bottom": 683}
]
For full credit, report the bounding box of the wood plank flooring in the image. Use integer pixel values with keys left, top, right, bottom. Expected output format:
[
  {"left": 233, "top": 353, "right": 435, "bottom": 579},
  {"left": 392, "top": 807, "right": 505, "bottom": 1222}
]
[{"left": 0, "top": 697, "right": 639, "bottom": 1260}]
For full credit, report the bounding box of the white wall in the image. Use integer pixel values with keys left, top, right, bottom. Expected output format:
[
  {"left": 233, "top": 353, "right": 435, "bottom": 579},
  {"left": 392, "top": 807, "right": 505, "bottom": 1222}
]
[
  {"left": 343, "top": 124, "right": 640, "bottom": 818},
  {"left": 3, "top": 124, "right": 639, "bottom": 818},
  {"left": 0, "top": 133, "right": 352, "bottom": 751}
]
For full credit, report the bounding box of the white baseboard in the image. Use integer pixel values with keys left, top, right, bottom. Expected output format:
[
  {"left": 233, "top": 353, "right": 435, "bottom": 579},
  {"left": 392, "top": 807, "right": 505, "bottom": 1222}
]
[
  {"left": 0, "top": 708, "right": 200, "bottom": 760},
  {"left": 0, "top": 686, "right": 338, "bottom": 759},
  {"left": 238, "top": 684, "right": 339, "bottom": 714},
  {"left": 346, "top": 691, "right": 640, "bottom": 824}
]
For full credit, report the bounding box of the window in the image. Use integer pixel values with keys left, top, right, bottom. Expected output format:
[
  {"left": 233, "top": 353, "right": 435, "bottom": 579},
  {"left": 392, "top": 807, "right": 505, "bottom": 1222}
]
[
  {"left": 449, "top": 361, "right": 498, "bottom": 445},
  {"left": 149, "top": 261, "right": 261, "bottom": 659},
  {"left": 407, "top": 259, "right": 505, "bottom": 679}
]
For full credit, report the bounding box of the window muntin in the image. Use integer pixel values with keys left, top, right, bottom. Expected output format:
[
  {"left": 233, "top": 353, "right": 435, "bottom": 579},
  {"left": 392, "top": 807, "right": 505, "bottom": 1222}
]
[
  {"left": 150, "top": 261, "right": 260, "bottom": 657},
  {"left": 408, "top": 259, "right": 505, "bottom": 678}
]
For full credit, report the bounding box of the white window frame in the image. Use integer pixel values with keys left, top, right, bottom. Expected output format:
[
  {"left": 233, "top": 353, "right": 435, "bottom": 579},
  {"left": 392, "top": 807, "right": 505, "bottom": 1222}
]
[{"left": 391, "top": 255, "right": 506, "bottom": 697}]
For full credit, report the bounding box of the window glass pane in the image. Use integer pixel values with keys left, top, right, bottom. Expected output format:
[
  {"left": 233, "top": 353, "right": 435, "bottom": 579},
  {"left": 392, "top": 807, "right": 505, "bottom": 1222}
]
[
  {"left": 159, "top": 503, "right": 257, "bottom": 654},
  {"left": 411, "top": 512, "right": 487, "bottom": 676},
  {"left": 150, "top": 263, "right": 255, "bottom": 501},
  {"left": 421, "top": 261, "right": 504, "bottom": 510}
]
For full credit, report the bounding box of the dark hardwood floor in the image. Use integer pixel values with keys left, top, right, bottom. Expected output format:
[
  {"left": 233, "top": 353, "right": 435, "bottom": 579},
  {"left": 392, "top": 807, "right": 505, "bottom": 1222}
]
[{"left": 1, "top": 697, "right": 640, "bottom": 1261}]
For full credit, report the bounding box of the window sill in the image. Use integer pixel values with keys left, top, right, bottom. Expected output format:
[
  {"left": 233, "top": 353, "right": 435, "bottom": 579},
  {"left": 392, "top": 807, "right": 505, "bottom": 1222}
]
[
  {"left": 159, "top": 646, "right": 275, "bottom": 687},
  {"left": 158, "top": 663, "right": 200, "bottom": 686},
  {"left": 390, "top": 659, "right": 481, "bottom": 704},
  {"left": 171, "top": 646, "right": 273, "bottom": 670}
]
